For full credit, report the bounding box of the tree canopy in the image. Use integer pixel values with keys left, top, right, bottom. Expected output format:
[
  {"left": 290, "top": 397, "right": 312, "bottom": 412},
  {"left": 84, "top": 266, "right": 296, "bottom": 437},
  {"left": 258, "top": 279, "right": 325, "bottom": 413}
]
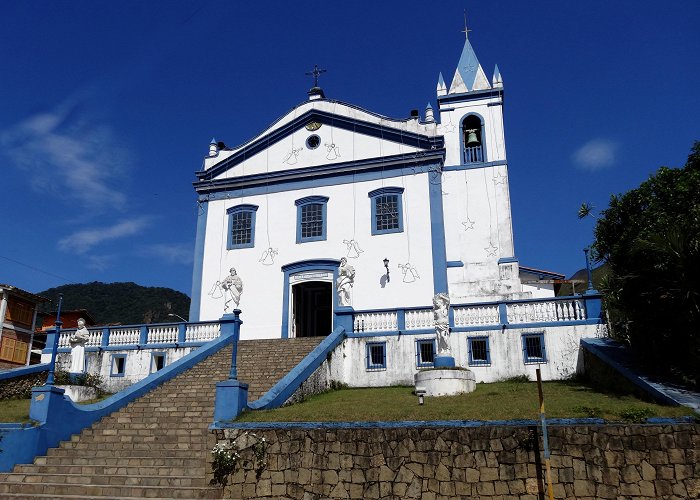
[{"left": 593, "top": 142, "right": 700, "bottom": 387}]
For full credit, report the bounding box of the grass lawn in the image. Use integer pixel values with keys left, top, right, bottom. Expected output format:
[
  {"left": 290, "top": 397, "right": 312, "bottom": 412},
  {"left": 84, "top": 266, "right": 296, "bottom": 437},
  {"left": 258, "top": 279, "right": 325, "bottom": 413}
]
[
  {"left": 237, "top": 380, "right": 697, "bottom": 423},
  {"left": 0, "top": 394, "right": 112, "bottom": 423}
]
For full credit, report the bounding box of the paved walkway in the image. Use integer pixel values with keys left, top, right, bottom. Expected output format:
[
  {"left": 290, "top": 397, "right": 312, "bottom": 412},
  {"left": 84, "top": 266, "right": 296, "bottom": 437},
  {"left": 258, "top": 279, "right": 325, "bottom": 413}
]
[{"left": 581, "top": 337, "right": 700, "bottom": 414}]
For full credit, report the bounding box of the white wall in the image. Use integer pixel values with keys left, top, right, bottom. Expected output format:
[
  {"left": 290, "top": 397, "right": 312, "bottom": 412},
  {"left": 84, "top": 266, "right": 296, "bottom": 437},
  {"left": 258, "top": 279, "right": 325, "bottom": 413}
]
[
  {"left": 198, "top": 171, "right": 437, "bottom": 339},
  {"left": 329, "top": 323, "right": 604, "bottom": 387}
]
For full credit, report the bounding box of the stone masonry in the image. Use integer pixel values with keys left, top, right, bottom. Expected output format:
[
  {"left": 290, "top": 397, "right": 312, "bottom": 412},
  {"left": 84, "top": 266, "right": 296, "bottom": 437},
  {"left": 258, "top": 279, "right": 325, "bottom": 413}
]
[{"left": 218, "top": 423, "right": 699, "bottom": 500}]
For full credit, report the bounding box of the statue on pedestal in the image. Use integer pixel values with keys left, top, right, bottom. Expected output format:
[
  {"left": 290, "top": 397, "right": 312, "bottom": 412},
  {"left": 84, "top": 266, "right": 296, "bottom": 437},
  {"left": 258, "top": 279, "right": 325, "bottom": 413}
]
[
  {"left": 433, "top": 293, "right": 451, "bottom": 356},
  {"left": 336, "top": 257, "right": 355, "bottom": 307},
  {"left": 69, "top": 318, "right": 90, "bottom": 374}
]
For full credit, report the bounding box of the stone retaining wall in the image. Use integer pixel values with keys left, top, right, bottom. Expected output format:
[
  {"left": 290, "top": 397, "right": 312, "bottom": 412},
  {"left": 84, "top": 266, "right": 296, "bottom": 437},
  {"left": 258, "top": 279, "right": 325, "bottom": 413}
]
[{"left": 215, "top": 423, "right": 699, "bottom": 499}]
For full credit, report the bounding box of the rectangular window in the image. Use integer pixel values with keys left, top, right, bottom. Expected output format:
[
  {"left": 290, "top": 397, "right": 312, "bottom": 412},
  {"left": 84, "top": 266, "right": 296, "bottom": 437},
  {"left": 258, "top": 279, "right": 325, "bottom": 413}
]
[
  {"left": 111, "top": 354, "right": 126, "bottom": 377},
  {"left": 375, "top": 195, "right": 400, "bottom": 231},
  {"left": 301, "top": 203, "right": 323, "bottom": 238},
  {"left": 151, "top": 353, "right": 166, "bottom": 373},
  {"left": 369, "top": 187, "right": 404, "bottom": 235},
  {"left": 416, "top": 339, "right": 435, "bottom": 367},
  {"left": 468, "top": 336, "right": 491, "bottom": 366},
  {"left": 227, "top": 204, "right": 258, "bottom": 249},
  {"left": 295, "top": 196, "right": 328, "bottom": 243},
  {"left": 522, "top": 332, "right": 547, "bottom": 364},
  {"left": 366, "top": 342, "right": 386, "bottom": 371}
]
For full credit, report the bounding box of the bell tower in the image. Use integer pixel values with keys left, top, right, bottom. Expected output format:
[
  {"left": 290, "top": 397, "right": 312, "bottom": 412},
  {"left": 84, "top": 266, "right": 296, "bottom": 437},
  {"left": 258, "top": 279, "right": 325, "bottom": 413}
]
[{"left": 437, "top": 29, "right": 523, "bottom": 302}]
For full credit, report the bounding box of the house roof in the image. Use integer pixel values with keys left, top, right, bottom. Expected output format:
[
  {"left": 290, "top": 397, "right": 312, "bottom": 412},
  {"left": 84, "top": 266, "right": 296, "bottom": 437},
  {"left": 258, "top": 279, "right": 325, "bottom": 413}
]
[
  {"left": 518, "top": 266, "right": 566, "bottom": 280},
  {"left": 0, "top": 284, "right": 49, "bottom": 304}
]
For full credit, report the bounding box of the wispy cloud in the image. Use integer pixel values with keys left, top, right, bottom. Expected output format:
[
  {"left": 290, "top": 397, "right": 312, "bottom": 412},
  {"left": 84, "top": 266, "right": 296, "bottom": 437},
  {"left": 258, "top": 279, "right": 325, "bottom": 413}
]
[
  {"left": 86, "top": 254, "right": 117, "bottom": 271},
  {"left": 139, "top": 243, "right": 194, "bottom": 265},
  {"left": 58, "top": 218, "right": 152, "bottom": 254},
  {"left": 572, "top": 139, "right": 618, "bottom": 171},
  {"left": 0, "top": 98, "right": 132, "bottom": 210}
]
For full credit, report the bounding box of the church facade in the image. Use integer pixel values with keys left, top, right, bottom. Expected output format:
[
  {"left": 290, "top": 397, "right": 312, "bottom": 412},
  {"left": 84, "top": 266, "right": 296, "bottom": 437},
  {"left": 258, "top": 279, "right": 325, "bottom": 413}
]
[{"left": 189, "top": 34, "right": 603, "bottom": 383}]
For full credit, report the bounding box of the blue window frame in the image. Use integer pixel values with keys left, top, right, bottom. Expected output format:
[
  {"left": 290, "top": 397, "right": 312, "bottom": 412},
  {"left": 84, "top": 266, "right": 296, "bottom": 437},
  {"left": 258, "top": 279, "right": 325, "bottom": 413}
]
[
  {"left": 368, "top": 187, "right": 404, "bottom": 235},
  {"left": 151, "top": 352, "right": 166, "bottom": 373},
  {"left": 227, "top": 204, "right": 258, "bottom": 249},
  {"left": 366, "top": 342, "right": 387, "bottom": 371},
  {"left": 110, "top": 354, "right": 127, "bottom": 377},
  {"left": 295, "top": 196, "right": 328, "bottom": 243},
  {"left": 468, "top": 336, "right": 491, "bottom": 366},
  {"left": 416, "top": 338, "right": 436, "bottom": 367},
  {"left": 522, "top": 332, "right": 547, "bottom": 364}
]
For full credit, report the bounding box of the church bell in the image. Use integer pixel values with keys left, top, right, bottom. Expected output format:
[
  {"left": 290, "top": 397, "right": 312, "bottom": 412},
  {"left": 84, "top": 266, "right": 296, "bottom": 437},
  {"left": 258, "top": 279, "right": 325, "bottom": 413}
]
[{"left": 466, "top": 129, "right": 480, "bottom": 145}]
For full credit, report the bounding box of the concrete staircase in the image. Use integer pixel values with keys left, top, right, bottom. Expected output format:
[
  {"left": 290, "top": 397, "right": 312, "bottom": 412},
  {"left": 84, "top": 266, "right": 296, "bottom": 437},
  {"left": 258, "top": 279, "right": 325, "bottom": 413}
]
[{"left": 0, "top": 337, "right": 323, "bottom": 498}]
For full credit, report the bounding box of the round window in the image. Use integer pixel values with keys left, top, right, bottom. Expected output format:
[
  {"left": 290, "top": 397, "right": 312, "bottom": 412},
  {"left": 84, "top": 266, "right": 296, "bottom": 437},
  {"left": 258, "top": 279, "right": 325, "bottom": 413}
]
[{"left": 306, "top": 135, "right": 321, "bottom": 150}]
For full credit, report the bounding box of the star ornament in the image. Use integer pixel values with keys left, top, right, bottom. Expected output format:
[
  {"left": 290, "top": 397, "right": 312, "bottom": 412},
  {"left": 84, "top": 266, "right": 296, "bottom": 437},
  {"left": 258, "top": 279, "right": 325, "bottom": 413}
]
[
  {"left": 492, "top": 172, "right": 507, "bottom": 185},
  {"left": 462, "top": 219, "right": 476, "bottom": 231},
  {"left": 485, "top": 242, "right": 499, "bottom": 257}
]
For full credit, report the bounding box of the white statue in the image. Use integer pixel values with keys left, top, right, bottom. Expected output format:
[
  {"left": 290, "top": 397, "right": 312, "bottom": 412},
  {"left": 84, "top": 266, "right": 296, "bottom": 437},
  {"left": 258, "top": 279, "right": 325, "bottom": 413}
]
[
  {"left": 336, "top": 257, "right": 355, "bottom": 307},
  {"left": 433, "top": 293, "right": 451, "bottom": 356},
  {"left": 221, "top": 267, "right": 244, "bottom": 311},
  {"left": 69, "top": 318, "right": 90, "bottom": 373}
]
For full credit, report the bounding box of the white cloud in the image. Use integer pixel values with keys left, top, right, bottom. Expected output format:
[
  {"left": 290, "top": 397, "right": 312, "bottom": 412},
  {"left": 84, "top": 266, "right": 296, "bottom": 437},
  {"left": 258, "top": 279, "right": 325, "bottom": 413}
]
[
  {"left": 86, "top": 254, "right": 117, "bottom": 271},
  {"left": 139, "top": 243, "right": 194, "bottom": 265},
  {"left": 58, "top": 218, "right": 151, "bottom": 254},
  {"left": 572, "top": 139, "right": 618, "bottom": 171},
  {"left": 0, "top": 99, "right": 132, "bottom": 210}
]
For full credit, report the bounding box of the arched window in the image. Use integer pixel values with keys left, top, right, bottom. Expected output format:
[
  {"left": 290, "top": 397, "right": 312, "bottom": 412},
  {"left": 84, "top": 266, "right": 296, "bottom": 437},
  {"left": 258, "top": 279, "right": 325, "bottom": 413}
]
[{"left": 462, "top": 115, "right": 485, "bottom": 164}]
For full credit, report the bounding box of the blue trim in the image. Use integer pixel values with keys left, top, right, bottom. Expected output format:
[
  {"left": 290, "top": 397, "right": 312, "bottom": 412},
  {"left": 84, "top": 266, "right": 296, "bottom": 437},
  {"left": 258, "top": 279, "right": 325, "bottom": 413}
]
[
  {"left": 442, "top": 160, "right": 508, "bottom": 172},
  {"left": 295, "top": 196, "right": 328, "bottom": 243},
  {"left": 226, "top": 203, "right": 258, "bottom": 249},
  {"left": 498, "top": 257, "right": 518, "bottom": 264},
  {"left": 366, "top": 341, "right": 387, "bottom": 371},
  {"left": 437, "top": 88, "right": 504, "bottom": 104},
  {"left": 428, "top": 169, "right": 448, "bottom": 295},
  {"left": 487, "top": 102, "right": 502, "bottom": 107},
  {"left": 467, "top": 336, "right": 491, "bottom": 366},
  {"left": 110, "top": 354, "right": 127, "bottom": 377},
  {"left": 459, "top": 112, "right": 487, "bottom": 164},
  {"left": 368, "top": 187, "right": 404, "bottom": 235},
  {"left": 446, "top": 260, "right": 464, "bottom": 268},
  {"left": 198, "top": 109, "right": 445, "bottom": 180},
  {"left": 280, "top": 259, "right": 340, "bottom": 338},
  {"left": 150, "top": 351, "right": 166, "bottom": 373},
  {"left": 189, "top": 200, "right": 208, "bottom": 321},
  {"left": 415, "top": 338, "right": 436, "bottom": 367},
  {"left": 210, "top": 416, "right": 697, "bottom": 431},
  {"left": 0, "top": 362, "right": 49, "bottom": 380},
  {"left": 0, "top": 327, "right": 235, "bottom": 473},
  {"left": 244, "top": 326, "right": 346, "bottom": 412},
  {"left": 522, "top": 332, "right": 547, "bottom": 364},
  {"left": 195, "top": 151, "right": 445, "bottom": 197}
]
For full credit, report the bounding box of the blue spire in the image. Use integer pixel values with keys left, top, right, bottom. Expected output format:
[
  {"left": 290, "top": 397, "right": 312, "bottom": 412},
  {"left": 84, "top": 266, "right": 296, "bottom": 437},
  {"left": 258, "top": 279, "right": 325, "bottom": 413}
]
[
  {"left": 438, "top": 72, "right": 445, "bottom": 87},
  {"left": 426, "top": 102, "right": 433, "bottom": 109},
  {"left": 449, "top": 38, "right": 491, "bottom": 94},
  {"left": 493, "top": 64, "right": 502, "bottom": 86},
  {"left": 210, "top": 137, "right": 217, "bottom": 144}
]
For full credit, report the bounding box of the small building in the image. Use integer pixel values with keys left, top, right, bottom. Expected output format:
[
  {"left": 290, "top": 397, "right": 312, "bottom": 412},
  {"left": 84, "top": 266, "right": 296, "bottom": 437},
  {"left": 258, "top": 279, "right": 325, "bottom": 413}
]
[{"left": 0, "top": 284, "right": 48, "bottom": 369}]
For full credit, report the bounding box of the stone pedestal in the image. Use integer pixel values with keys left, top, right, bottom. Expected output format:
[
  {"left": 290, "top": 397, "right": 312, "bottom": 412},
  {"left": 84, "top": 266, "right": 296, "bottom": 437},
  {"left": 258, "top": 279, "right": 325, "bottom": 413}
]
[{"left": 414, "top": 368, "right": 475, "bottom": 397}]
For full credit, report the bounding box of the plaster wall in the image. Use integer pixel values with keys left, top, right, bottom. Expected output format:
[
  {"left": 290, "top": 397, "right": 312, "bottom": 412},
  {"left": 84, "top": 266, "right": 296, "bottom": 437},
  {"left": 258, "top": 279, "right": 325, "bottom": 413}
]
[
  {"left": 329, "top": 323, "right": 602, "bottom": 387},
  {"left": 50, "top": 347, "right": 196, "bottom": 393},
  {"left": 197, "top": 172, "right": 436, "bottom": 339}
]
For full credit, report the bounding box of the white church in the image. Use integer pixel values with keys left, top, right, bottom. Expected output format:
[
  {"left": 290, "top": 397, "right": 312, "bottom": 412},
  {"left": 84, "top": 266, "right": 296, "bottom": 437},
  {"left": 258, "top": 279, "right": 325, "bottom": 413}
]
[{"left": 187, "top": 32, "right": 603, "bottom": 385}]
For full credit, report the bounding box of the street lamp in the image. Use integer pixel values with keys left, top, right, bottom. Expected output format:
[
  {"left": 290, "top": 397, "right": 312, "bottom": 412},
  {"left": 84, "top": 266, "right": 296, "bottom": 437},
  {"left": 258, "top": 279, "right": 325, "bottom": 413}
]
[{"left": 383, "top": 258, "right": 390, "bottom": 282}]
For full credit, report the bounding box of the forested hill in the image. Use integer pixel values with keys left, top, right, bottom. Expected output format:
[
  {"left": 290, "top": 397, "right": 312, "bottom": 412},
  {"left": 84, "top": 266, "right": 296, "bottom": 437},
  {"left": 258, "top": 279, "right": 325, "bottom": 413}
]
[{"left": 37, "top": 282, "right": 190, "bottom": 325}]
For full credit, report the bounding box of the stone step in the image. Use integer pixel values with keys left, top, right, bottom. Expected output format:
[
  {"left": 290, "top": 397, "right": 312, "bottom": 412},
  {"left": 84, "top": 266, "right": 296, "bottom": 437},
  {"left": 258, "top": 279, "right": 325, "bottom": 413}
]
[
  {"left": 35, "top": 455, "right": 207, "bottom": 468},
  {"left": 46, "top": 447, "right": 207, "bottom": 459},
  {"left": 0, "top": 482, "right": 223, "bottom": 498},
  {"left": 14, "top": 464, "right": 207, "bottom": 477},
  {"left": 0, "top": 472, "right": 209, "bottom": 488}
]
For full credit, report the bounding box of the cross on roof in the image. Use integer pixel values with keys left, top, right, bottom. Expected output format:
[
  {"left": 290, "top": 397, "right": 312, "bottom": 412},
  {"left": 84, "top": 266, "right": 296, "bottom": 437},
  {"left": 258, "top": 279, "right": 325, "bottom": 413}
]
[
  {"left": 462, "top": 10, "right": 472, "bottom": 40},
  {"left": 305, "top": 64, "right": 327, "bottom": 88}
]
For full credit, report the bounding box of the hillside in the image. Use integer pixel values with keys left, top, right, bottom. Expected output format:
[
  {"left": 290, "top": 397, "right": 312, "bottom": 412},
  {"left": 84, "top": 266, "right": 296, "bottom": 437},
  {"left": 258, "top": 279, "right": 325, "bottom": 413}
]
[
  {"left": 36, "top": 282, "right": 190, "bottom": 325},
  {"left": 557, "top": 262, "right": 610, "bottom": 296}
]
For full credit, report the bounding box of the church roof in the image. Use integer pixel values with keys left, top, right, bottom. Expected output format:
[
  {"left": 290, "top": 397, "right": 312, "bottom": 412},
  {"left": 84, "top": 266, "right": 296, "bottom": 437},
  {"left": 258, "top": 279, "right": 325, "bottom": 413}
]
[{"left": 448, "top": 38, "right": 491, "bottom": 94}]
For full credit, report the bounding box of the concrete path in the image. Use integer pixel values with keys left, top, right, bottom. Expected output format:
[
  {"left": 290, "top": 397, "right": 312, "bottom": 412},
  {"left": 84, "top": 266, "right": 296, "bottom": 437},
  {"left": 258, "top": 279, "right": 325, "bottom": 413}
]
[{"left": 581, "top": 337, "right": 700, "bottom": 414}]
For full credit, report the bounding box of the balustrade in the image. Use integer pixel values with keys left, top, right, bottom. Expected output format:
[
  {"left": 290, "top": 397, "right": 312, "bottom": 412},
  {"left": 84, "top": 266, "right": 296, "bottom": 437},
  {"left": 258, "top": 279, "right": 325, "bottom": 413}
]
[
  {"left": 146, "top": 324, "right": 179, "bottom": 344},
  {"left": 404, "top": 309, "right": 433, "bottom": 330},
  {"left": 453, "top": 304, "right": 499, "bottom": 326},
  {"left": 506, "top": 298, "right": 586, "bottom": 324},
  {"left": 463, "top": 145, "right": 484, "bottom": 164},
  {"left": 185, "top": 322, "right": 219, "bottom": 342},
  {"left": 354, "top": 311, "right": 397, "bottom": 332}
]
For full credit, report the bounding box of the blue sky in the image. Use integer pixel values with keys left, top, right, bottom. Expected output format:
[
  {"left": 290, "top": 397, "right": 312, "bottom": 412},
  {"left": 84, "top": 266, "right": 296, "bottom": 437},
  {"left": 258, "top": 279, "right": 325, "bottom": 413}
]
[{"left": 1, "top": 1, "right": 698, "bottom": 297}]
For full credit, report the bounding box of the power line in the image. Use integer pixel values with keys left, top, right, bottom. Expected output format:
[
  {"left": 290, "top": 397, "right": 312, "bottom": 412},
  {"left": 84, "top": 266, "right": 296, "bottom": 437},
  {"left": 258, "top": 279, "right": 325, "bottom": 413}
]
[{"left": 0, "top": 254, "right": 75, "bottom": 283}]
